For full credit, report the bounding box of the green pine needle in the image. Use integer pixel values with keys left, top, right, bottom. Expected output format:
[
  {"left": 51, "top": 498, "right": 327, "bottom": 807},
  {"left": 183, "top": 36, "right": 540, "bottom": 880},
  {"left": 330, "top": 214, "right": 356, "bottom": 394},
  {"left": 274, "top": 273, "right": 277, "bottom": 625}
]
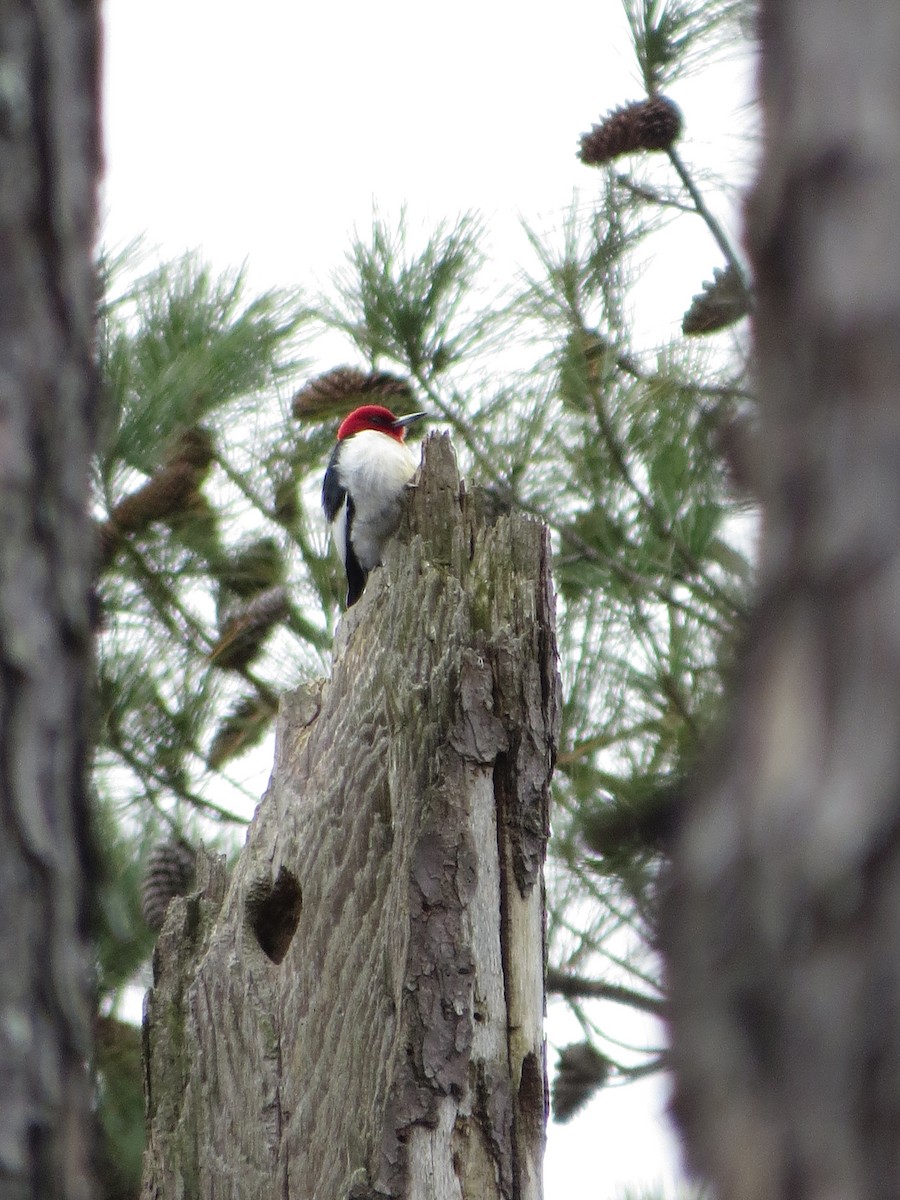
[
  {"left": 323, "top": 208, "right": 489, "bottom": 377},
  {"left": 624, "top": 0, "right": 749, "bottom": 94},
  {"left": 99, "top": 253, "right": 308, "bottom": 479}
]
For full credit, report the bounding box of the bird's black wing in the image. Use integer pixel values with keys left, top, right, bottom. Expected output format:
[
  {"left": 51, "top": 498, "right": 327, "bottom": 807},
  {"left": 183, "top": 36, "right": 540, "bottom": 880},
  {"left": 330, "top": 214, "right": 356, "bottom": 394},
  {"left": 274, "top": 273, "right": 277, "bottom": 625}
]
[
  {"left": 321, "top": 449, "right": 346, "bottom": 523},
  {"left": 343, "top": 495, "right": 367, "bottom": 607},
  {"left": 323, "top": 455, "right": 368, "bottom": 606}
]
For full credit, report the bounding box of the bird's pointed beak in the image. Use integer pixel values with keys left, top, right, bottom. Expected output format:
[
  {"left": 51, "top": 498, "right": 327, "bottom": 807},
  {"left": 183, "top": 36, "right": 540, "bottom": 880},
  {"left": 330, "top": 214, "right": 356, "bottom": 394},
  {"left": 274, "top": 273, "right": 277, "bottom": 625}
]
[{"left": 392, "top": 411, "right": 428, "bottom": 431}]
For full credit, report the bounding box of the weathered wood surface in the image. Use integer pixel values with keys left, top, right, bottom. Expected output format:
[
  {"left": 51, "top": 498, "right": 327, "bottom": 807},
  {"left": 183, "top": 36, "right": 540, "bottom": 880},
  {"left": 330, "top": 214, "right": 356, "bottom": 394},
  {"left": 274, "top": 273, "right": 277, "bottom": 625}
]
[
  {"left": 0, "top": 2, "right": 101, "bottom": 1197},
  {"left": 142, "top": 435, "right": 560, "bottom": 1200},
  {"left": 664, "top": 4, "right": 900, "bottom": 1199}
]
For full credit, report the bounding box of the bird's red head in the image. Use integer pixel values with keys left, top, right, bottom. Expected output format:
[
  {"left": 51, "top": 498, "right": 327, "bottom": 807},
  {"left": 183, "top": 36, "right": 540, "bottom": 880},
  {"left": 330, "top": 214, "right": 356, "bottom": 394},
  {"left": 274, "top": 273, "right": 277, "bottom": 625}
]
[{"left": 336, "top": 405, "right": 427, "bottom": 442}]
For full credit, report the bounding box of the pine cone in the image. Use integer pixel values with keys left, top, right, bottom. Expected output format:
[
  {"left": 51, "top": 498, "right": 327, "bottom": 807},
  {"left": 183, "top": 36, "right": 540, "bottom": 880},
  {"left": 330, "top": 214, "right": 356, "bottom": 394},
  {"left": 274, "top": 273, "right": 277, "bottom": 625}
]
[
  {"left": 100, "top": 427, "right": 216, "bottom": 564},
  {"left": 273, "top": 474, "right": 300, "bottom": 524},
  {"left": 107, "top": 460, "right": 200, "bottom": 534},
  {"left": 216, "top": 537, "right": 284, "bottom": 599},
  {"left": 291, "top": 367, "right": 414, "bottom": 420},
  {"left": 682, "top": 263, "right": 750, "bottom": 336},
  {"left": 579, "top": 96, "right": 682, "bottom": 166},
  {"left": 208, "top": 695, "right": 276, "bottom": 768},
  {"left": 209, "top": 585, "right": 289, "bottom": 670},
  {"left": 141, "top": 838, "right": 196, "bottom": 931},
  {"left": 95, "top": 518, "right": 119, "bottom": 571},
  {"left": 552, "top": 1042, "right": 611, "bottom": 1123},
  {"left": 165, "top": 425, "right": 215, "bottom": 471}
]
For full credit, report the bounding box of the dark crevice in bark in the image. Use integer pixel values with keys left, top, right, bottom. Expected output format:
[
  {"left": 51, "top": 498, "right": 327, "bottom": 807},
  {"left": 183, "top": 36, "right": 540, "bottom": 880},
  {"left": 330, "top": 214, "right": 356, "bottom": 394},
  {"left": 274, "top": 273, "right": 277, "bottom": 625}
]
[{"left": 246, "top": 867, "right": 303, "bottom": 965}]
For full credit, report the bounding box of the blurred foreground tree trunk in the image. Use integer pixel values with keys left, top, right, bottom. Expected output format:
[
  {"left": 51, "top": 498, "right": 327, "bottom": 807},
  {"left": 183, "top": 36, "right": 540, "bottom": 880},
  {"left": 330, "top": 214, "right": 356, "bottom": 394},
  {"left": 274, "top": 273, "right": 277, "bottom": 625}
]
[
  {"left": 141, "top": 437, "right": 560, "bottom": 1200},
  {"left": 0, "top": 2, "right": 101, "bottom": 1198},
  {"left": 665, "top": 4, "right": 900, "bottom": 1198}
]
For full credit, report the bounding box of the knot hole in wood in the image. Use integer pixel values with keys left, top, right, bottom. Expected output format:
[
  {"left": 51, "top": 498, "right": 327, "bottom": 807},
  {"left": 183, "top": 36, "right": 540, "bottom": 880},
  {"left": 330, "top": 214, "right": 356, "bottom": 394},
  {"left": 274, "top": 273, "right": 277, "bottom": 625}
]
[{"left": 246, "top": 865, "right": 303, "bottom": 964}]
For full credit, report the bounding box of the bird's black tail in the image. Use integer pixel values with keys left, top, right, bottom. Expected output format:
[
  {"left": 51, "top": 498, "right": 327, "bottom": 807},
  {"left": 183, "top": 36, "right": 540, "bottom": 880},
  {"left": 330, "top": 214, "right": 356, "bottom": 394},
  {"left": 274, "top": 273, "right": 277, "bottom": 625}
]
[{"left": 345, "top": 552, "right": 367, "bottom": 607}]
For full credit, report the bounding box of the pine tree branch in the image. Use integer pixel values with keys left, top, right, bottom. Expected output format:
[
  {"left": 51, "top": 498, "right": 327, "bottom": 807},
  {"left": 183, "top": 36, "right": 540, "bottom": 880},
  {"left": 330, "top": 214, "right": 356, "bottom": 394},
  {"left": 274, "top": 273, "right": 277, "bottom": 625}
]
[
  {"left": 120, "top": 540, "right": 282, "bottom": 707},
  {"left": 586, "top": 379, "right": 740, "bottom": 621},
  {"left": 558, "top": 523, "right": 734, "bottom": 637},
  {"left": 101, "top": 659, "right": 260, "bottom": 819},
  {"left": 609, "top": 339, "right": 753, "bottom": 402},
  {"left": 110, "top": 542, "right": 285, "bottom": 817},
  {"left": 412, "top": 371, "right": 736, "bottom": 638},
  {"left": 103, "top": 728, "right": 249, "bottom": 825},
  {"left": 612, "top": 1055, "right": 669, "bottom": 1081},
  {"left": 118, "top": 540, "right": 215, "bottom": 651},
  {"left": 615, "top": 171, "right": 697, "bottom": 216},
  {"left": 212, "top": 449, "right": 333, "bottom": 652},
  {"left": 548, "top": 967, "right": 667, "bottom": 1016},
  {"left": 556, "top": 719, "right": 663, "bottom": 764},
  {"left": 552, "top": 906, "right": 661, "bottom": 994},
  {"left": 666, "top": 145, "right": 751, "bottom": 298}
]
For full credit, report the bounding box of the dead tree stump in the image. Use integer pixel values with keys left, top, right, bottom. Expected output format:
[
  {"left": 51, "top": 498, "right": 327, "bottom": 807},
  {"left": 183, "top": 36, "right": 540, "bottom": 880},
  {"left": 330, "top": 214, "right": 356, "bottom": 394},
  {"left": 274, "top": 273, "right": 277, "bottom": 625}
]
[{"left": 141, "top": 435, "right": 560, "bottom": 1200}]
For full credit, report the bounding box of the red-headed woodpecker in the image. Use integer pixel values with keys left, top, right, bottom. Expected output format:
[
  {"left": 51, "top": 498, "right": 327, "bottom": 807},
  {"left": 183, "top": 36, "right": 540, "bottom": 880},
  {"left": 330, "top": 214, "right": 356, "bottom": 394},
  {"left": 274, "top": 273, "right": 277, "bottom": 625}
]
[{"left": 322, "top": 404, "right": 427, "bottom": 607}]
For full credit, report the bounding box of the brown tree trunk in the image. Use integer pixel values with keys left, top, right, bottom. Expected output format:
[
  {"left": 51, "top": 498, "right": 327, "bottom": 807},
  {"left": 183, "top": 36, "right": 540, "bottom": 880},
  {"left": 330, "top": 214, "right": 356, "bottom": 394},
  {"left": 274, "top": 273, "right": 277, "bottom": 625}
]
[
  {"left": 141, "top": 436, "right": 560, "bottom": 1200},
  {"left": 0, "top": 2, "right": 101, "bottom": 1198},
  {"left": 664, "top": 4, "right": 900, "bottom": 1199}
]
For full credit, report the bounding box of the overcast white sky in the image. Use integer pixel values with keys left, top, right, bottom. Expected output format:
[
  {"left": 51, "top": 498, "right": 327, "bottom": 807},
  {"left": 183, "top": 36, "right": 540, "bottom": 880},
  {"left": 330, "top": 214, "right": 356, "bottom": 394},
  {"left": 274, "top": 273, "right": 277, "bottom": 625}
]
[
  {"left": 101, "top": 3, "right": 754, "bottom": 1195},
  {"left": 103, "top": 2, "right": 633, "bottom": 286}
]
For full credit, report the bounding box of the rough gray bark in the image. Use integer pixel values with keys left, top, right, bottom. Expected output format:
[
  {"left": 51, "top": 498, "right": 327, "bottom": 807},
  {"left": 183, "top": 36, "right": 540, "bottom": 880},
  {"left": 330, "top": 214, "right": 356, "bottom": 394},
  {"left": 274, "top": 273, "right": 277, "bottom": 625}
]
[
  {"left": 664, "top": 4, "right": 900, "bottom": 1199},
  {"left": 141, "top": 435, "right": 560, "bottom": 1200},
  {"left": 0, "top": 2, "right": 101, "bottom": 1198}
]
